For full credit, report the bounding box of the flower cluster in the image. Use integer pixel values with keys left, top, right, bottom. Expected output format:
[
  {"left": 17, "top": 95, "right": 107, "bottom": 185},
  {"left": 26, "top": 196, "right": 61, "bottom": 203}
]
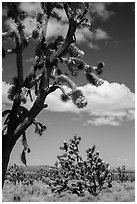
[{"left": 71, "top": 89, "right": 87, "bottom": 109}]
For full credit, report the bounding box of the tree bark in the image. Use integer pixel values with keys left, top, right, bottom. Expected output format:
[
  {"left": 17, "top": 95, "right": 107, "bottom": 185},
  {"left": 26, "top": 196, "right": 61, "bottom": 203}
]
[{"left": 2, "top": 136, "right": 13, "bottom": 188}]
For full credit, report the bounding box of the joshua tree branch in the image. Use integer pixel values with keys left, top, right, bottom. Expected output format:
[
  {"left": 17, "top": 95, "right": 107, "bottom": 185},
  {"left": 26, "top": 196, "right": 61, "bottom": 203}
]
[
  {"left": 53, "top": 74, "right": 77, "bottom": 91},
  {"left": 24, "top": 73, "right": 42, "bottom": 89},
  {"left": 52, "top": 85, "right": 67, "bottom": 95},
  {"left": 63, "top": 3, "right": 72, "bottom": 21}
]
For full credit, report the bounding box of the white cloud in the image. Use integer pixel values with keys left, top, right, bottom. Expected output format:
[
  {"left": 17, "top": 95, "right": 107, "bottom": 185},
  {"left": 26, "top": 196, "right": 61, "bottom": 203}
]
[
  {"left": 76, "top": 27, "right": 110, "bottom": 43},
  {"left": 2, "top": 80, "right": 135, "bottom": 126},
  {"left": 81, "top": 81, "right": 135, "bottom": 126},
  {"left": 88, "top": 43, "right": 100, "bottom": 50},
  {"left": 19, "top": 2, "right": 42, "bottom": 17},
  {"left": 46, "top": 19, "right": 67, "bottom": 39},
  {"left": 89, "top": 3, "right": 114, "bottom": 21},
  {"left": 94, "top": 28, "right": 110, "bottom": 40},
  {"left": 22, "top": 17, "right": 37, "bottom": 36},
  {"left": 53, "top": 8, "right": 68, "bottom": 23},
  {"left": 47, "top": 81, "right": 135, "bottom": 126},
  {"left": 87, "top": 117, "right": 120, "bottom": 126},
  {"left": 75, "top": 28, "right": 110, "bottom": 49}
]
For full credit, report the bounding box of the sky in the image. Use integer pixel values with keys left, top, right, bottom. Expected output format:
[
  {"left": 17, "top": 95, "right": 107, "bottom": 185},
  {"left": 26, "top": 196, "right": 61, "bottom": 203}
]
[{"left": 2, "top": 2, "right": 135, "bottom": 170}]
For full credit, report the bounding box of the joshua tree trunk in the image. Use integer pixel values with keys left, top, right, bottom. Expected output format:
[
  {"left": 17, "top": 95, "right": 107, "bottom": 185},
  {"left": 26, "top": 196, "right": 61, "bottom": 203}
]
[
  {"left": 2, "top": 92, "right": 49, "bottom": 187},
  {"left": 2, "top": 136, "right": 13, "bottom": 188}
]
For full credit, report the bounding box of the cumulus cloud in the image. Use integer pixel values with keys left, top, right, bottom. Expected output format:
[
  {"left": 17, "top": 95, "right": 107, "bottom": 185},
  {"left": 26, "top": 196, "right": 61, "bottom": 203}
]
[
  {"left": 46, "top": 19, "right": 67, "bottom": 39},
  {"left": 2, "top": 80, "right": 135, "bottom": 126},
  {"left": 88, "top": 43, "right": 100, "bottom": 50},
  {"left": 89, "top": 3, "right": 114, "bottom": 21},
  {"left": 94, "top": 28, "right": 110, "bottom": 40},
  {"left": 53, "top": 8, "right": 68, "bottom": 23},
  {"left": 46, "top": 81, "right": 135, "bottom": 126},
  {"left": 19, "top": 2, "right": 42, "bottom": 17},
  {"left": 81, "top": 81, "right": 135, "bottom": 126}
]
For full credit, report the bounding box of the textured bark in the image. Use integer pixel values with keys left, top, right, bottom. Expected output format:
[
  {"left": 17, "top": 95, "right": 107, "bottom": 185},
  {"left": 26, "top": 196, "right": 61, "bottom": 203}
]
[{"left": 2, "top": 135, "right": 13, "bottom": 187}]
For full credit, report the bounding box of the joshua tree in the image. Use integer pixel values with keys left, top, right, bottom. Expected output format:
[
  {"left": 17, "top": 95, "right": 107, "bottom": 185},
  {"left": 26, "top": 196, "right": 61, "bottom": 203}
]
[{"left": 2, "top": 2, "right": 105, "bottom": 187}]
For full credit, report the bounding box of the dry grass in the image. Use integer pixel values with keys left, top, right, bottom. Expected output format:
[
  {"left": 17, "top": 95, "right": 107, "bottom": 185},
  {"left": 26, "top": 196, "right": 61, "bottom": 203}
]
[{"left": 2, "top": 180, "right": 135, "bottom": 202}]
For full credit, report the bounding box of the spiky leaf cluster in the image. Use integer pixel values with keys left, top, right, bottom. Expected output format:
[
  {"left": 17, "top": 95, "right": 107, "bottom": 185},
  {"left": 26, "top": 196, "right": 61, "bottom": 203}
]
[
  {"left": 65, "top": 58, "right": 87, "bottom": 76},
  {"left": 96, "top": 62, "right": 105, "bottom": 75},
  {"left": 34, "top": 121, "right": 47, "bottom": 136},
  {"left": 71, "top": 89, "right": 87, "bottom": 108},
  {"left": 65, "top": 57, "right": 87, "bottom": 70},
  {"left": 60, "top": 93, "right": 70, "bottom": 103},
  {"left": 7, "top": 77, "right": 20, "bottom": 101},
  {"left": 86, "top": 72, "right": 104, "bottom": 87},
  {"left": 68, "top": 44, "right": 84, "bottom": 58},
  {"left": 8, "top": 77, "right": 27, "bottom": 103}
]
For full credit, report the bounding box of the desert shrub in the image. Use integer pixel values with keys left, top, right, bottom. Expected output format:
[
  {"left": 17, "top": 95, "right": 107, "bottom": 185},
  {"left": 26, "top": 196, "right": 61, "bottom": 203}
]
[
  {"left": 6, "top": 164, "right": 34, "bottom": 186},
  {"left": 116, "top": 165, "right": 128, "bottom": 183},
  {"left": 45, "top": 134, "right": 113, "bottom": 196}
]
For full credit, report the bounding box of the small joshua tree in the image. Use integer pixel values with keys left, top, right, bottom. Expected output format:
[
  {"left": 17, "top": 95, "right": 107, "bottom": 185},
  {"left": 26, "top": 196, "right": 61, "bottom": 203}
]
[
  {"left": 117, "top": 165, "right": 128, "bottom": 183},
  {"left": 48, "top": 134, "right": 112, "bottom": 196},
  {"left": 2, "top": 2, "right": 105, "bottom": 187}
]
